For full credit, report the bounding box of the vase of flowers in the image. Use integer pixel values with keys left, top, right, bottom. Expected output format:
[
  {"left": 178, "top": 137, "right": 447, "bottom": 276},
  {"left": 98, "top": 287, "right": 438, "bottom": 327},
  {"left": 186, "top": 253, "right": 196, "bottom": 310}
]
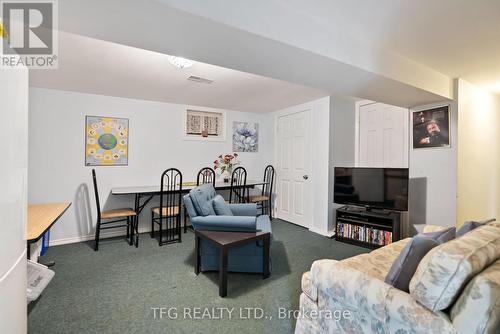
[{"left": 214, "top": 153, "right": 239, "bottom": 182}]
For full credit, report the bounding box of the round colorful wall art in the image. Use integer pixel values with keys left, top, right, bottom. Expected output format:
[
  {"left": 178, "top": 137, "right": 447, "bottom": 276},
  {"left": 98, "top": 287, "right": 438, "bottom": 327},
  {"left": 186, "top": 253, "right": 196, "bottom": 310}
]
[{"left": 85, "top": 116, "right": 129, "bottom": 166}]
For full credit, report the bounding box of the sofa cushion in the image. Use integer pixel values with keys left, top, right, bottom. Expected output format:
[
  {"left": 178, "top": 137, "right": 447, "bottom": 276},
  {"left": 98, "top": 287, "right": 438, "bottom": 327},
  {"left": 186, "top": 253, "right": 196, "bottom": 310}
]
[
  {"left": 308, "top": 259, "right": 456, "bottom": 334},
  {"left": 212, "top": 195, "right": 233, "bottom": 216},
  {"left": 410, "top": 222, "right": 500, "bottom": 311},
  {"left": 341, "top": 238, "right": 411, "bottom": 281},
  {"left": 423, "top": 224, "right": 449, "bottom": 233},
  {"left": 189, "top": 184, "right": 216, "bottom": 216},
  {"left": 385, "top": 235, "right": 440, "bottom": 292},
  {"left": 457, "top": 218, "right": 496, "bottom": 237},
  {"left": 450, "top": 259, "right": 500, "bottom": 334}
]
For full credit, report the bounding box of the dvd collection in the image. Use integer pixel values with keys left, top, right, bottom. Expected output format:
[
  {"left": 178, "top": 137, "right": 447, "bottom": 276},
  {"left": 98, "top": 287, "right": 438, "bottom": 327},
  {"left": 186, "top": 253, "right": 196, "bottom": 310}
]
[{"left": 336, "top": 222, "right": 392, "bottom": 246}]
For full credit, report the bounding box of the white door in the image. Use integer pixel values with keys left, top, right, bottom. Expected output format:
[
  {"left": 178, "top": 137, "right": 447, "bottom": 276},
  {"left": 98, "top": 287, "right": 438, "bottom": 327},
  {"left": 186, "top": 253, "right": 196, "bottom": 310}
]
[
  {"left": 276, "top": 110, "right": 312, "bottom": 227},
  {"left": 358, "top": 103, "right": 408, "bottom": 168}
]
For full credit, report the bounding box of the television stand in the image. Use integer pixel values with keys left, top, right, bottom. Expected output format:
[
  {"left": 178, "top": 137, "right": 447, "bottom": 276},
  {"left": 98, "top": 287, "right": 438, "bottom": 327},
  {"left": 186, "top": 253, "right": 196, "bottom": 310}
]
[
  {"left": 335, "top": 205, "right": 401, "bottom": 249},
  {"left": 365, "top": 208, "right": 392, "bottom": 216},
  {"left": 341, "top": 205, "right": 391, "bottom": 215}
]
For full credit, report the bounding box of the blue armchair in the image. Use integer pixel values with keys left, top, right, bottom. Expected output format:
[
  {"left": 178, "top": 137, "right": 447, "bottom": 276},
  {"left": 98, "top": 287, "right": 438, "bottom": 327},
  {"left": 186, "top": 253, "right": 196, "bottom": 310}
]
[{"left": 184, "top": 184, "right": 272, "bottom": 273}]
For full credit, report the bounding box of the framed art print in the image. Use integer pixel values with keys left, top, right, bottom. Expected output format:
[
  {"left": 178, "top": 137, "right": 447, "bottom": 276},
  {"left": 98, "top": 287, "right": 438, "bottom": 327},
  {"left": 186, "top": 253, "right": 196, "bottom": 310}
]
[
  {"left": 183, "top": 107, "right": 226, "bottom": 141},
  {"left": 233, "top": 121, "right": 259, "bottom": 152},
  {"left": 412, "top": 106, "right": 450, "bottom": 149},
  {"left": 85, "top": 116, "right": 129, "bottom": 166}
]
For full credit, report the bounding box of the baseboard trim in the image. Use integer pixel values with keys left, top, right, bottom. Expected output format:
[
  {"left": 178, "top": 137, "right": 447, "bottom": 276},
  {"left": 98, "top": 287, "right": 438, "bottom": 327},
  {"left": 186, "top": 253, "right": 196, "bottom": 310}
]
[
  {"left": 49, "top": 226, "right": 156, "bottom": 246},
  {"left": 50, "top": 219, "right": 334, "bottom": 245},
  {"left": 308, "top": 227, "right": 335, "bottom": 238}
]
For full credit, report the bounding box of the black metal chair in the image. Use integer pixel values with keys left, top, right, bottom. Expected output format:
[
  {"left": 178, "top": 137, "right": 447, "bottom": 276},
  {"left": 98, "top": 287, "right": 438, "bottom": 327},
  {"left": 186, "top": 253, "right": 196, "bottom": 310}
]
[
  {"left": 249, "top": 165, "right": 275, "bottom": 219},
  {"left": 184, "top": 167, "right": 216, "bottom": 233},
  {"left": 229, "top": 166, "right": 248, "bottom": 203},
  {"left": 151, "top": 168, "right": 183, "bottom": 245},
  {"left": 92, "top": 169, "right": 137, "bottom": 251},
  {"left": 197, "top": 167, "right": 216, "bottom": 187}
]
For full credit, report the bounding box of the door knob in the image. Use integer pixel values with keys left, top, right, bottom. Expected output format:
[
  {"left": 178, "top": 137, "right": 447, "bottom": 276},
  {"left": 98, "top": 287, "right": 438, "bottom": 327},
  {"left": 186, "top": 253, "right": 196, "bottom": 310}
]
[{"left": 303, "top": 175, "right": 309, "bottom": 180}]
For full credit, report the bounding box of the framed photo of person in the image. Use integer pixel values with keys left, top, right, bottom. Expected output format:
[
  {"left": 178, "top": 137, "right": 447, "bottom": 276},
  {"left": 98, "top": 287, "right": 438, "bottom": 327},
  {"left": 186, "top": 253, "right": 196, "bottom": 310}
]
[{"left": 412, "top": 106, "right": 450, "bottom": 149}]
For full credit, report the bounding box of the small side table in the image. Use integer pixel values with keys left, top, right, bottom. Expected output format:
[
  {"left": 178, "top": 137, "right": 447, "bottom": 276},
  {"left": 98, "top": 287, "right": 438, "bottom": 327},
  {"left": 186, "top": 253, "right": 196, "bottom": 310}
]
[{"left": 194, "top": 230, "right": 271, "bottom": 297}]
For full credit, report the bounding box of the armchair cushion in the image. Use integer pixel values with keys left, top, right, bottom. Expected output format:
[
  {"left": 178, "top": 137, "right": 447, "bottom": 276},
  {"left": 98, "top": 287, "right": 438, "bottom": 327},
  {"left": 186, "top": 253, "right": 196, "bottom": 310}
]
[
  {"left": 183, "top": 195, "right": 198, "bottom": 219},
  {"left": 255, "top": 215, "right": 272, "bottom": 246},
  {"left": 189, "top": 184, "right": 216, "bottom": 216},
  {"left": 190, "top": 215, "right": 257, "bottom": 232},
  {"left": 257, "top": 215, "right": 271, "bottom": 233},
  {"left": 212, "top": 195, "right": 233, "bottom": 216},
  {"left": 229, "top": 203, "right": 258, "bottom": 216}
]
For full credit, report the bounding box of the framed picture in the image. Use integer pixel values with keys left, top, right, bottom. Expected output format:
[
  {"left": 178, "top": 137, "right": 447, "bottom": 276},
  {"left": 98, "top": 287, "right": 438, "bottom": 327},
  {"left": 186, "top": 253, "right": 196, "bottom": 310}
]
[
  {"left": 412, "top": 106, "right": 450, "bottom": 149},
  {"left": 85, "top": 116, "right": 129, "bottom": 166},
  {"left": 233, "top": 121, "right": 259, "bottom": 152},
  {"left": 183, "top": 107, "right": 226, "bottom": 141}
]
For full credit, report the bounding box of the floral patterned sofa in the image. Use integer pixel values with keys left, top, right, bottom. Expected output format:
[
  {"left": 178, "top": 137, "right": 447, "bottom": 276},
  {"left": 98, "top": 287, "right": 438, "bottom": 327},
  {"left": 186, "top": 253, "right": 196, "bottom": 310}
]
[{"left": 295, "top": 221, "right": 500, "bottom": 334}]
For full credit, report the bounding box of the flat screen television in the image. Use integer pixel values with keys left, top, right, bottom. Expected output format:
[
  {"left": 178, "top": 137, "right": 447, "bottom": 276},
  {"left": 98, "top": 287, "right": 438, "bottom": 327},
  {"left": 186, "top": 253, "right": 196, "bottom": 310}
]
[{"left": 334, "top": 167, "right": 409, "bottom": 211}]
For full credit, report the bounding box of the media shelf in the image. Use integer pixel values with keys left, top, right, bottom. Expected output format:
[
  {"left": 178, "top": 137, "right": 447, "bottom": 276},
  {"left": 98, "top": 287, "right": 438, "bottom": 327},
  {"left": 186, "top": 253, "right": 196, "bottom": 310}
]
[{"left": 335, "top": 206, "right": 401, "bottom": 249}]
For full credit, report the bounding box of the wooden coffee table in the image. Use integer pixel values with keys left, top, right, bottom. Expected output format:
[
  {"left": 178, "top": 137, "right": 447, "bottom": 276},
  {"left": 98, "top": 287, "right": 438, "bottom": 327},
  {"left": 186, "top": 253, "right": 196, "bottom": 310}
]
[{"left": 194, "top": 230, "right": 271, "bottom": 297}]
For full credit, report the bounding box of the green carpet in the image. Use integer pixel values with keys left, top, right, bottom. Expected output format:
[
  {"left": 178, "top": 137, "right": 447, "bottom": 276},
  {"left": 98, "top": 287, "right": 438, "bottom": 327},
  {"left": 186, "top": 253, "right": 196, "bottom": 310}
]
[{"left": 28, "top": 219, "right": 368, "bottom": 334}]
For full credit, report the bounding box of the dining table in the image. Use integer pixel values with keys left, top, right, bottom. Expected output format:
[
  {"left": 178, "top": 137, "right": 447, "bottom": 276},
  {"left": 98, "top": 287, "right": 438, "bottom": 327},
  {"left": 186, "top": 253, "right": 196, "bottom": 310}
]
[{"left": 111, "top": 180, "right": 268, "bottom": 239}]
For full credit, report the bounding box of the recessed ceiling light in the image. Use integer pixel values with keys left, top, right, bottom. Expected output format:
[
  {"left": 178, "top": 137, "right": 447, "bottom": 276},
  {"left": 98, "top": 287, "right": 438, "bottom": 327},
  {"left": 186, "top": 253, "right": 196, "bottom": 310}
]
[{"left": 167, "top": 56, "right": 193, "bottom": 69}]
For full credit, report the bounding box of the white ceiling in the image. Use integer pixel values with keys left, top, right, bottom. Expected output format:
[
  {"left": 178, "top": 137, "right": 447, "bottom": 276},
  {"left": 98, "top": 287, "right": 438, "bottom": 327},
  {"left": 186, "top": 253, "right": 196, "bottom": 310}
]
[
  {"left": 29, "top": 32, "right": 327, "bottom": 113},
  {"left": 51, "top": 0, "right": 453, "bottom": 107},
  {"left": 31, "top": 0, "right": 500, "bottom": 111},
  {"left": 294, "top": 0, "right": 500, "bottom": 93},
  {"left": 160, "top": 0, "right": 500, "bottom": 93}
]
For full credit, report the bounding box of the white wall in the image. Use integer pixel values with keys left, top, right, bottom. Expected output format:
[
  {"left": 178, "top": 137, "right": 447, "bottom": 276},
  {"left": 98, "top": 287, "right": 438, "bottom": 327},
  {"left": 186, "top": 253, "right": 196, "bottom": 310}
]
[
  {"left": 330, "top": 97, "right": 356, "bottom": 166},
  {"left": 457, "top": 79, "right": 500, "bottom": 225},
  {"left": 28, "top": 88, "right": 274, "bottom": 244},
  {"left": 409, "top": 95, "right": 458, "bottom": 228},
  {"left": 0, "top": 68, "right": 28, "bottom": 333},
  {"left": 309, "top": 97, "right": 332, "bottom": 235},
  {"left": 329, "top": 96, "right": 356, "bottom": 232}
]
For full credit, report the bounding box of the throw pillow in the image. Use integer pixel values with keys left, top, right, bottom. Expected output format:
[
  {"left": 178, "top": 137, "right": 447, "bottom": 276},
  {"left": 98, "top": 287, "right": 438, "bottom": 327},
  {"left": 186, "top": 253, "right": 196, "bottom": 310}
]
[
  {"left": 212, "top": 195, "right": 233, "bottom": 216},
  {"left": 423, "top": 226, "right": 456, "bottom": 244},
  {"left": 457, "top": 219, "right": 495, "bottom": 237},
  {"left": 385, "top": 235, "right": 440, "bottom": 292}
]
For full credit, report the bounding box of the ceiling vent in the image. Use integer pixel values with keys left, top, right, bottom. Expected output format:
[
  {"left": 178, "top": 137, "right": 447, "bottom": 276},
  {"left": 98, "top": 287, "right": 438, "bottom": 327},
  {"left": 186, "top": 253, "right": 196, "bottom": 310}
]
[{"left": 187, "top": 76, "right": 214, "bottom": 84}]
